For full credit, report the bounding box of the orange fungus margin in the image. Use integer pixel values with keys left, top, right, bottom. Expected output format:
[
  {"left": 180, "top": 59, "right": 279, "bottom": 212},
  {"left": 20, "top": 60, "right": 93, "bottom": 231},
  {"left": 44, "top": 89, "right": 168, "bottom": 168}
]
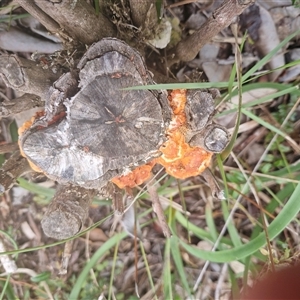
[{"left": 111, "top": 89, "right": 213, "bottom": 187}]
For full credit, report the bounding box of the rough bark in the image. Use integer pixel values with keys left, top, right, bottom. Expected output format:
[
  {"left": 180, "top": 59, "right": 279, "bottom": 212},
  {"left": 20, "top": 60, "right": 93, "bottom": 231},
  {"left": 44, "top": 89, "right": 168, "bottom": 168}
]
[
  {"left": 0, "top": 55, "right": 61, "bottom": 99},
  {"left": 0, "top": 151, "right": 32, "bottom": 194},
  {"left": 41, "top": 184, "right": 95, "bottom": 240},
  {"left": 147, "top": 181, "right": 171, "bottom": 238},
  {"left": 201, "top": 168, "right": 225, "bottom": 200},
  {"left": 0, "top": 94, "right": 44, "bottom": 117},
  {"left": 17, "top": 0, "right": 116, "bottom": 44},
  {"left": 15, "top": 0, "right": 64, "bottom": 40},
  {"left": 19, "top": 39, "right": 169, "bottom": 189},
  {"left": 0, "top": 142, "right": 19, "bottom": 154},
  {"left": 168, "top": 0, "right": 255, "bottom": 65}
]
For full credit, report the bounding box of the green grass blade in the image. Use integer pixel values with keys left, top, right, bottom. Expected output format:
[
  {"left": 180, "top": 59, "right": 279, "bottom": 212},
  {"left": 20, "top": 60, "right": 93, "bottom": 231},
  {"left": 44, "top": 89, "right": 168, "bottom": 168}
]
[
  {"left": 179, "top": 182, "right": 300, "bottom": 262},
  {"left": 0, "top": 275, "right": 14, "bottom": 300},
  {"left": 205, "top": 204, "right": 218, "bottom": 241},
  {"left": 175, "top": 212, "right": 232, "bottom": 246},
  {"left": 221, "top": 37, "right": 243, "bottom": 160},
  {"left": 170, "top": 236, "right": 192, "bottom": 296},
  {"left": 0, "top": 13, "right": 30, "bottom": 23},
  {"left": 218, "top": 85, "right": 300, "bottom": 118},
  {"left": 163, "top": 238, "right": 172, "bottom": 299},
  {"left": 241, "top": 108, "right": 296, "bottom": 138},
  {"left": 242, "top": 28, "right": 300, "bottom": 82},
  {"left": 94, "top": 0, "right": 99, "bottom": 16},
  {"left": 17, "top": 178, "right": 55, "bottom": 198},
  {"left": 124, "top": 82, "right": 237, "bottom": 90},
  {"left": 140, "top": 241, "right": 157, "bottom": 299},
  {"left": 220, "top": 200, "right": 243, "bottom": 248},
  {"left": 69, "top": 231, "right": 127, "bottom": 299}
]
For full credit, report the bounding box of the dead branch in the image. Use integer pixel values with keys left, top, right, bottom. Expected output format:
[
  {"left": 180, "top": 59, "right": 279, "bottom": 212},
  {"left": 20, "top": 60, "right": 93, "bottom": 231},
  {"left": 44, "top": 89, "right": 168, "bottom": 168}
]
[
  {"left": 41, "top": 184, "right": 96, "bottom": 240},
  {"left": 0, "top": 55, "right": 62, "bottom": 99},
  {"left": 59, "top": 240, "right": 74, "bottom": 275},
  {"left": 0, "top": 93, "right": 44, "bottom": 117},
  {"left": 168, "top": 0, "right": 255, "bottom": 65},
  {"left": 103, "top": 182, "right": 124, "bottom": 215},
  {"left": 15, "top": 0, "right": 65, "bottom": 39},
  {"left": 0, "top": 142, "right": 19, "bottom": 154},
  {"left": 147, "top": 181, "right": 171, "bottom": 238},
  {"left": 18, "top": 0, "right": 116, "bottom": 45},
  {"left": 0, "top": 151, "right": 32, "bottom": 194},
  {"left": 201, "top": 168, "right": 225, "bottom": 200}
]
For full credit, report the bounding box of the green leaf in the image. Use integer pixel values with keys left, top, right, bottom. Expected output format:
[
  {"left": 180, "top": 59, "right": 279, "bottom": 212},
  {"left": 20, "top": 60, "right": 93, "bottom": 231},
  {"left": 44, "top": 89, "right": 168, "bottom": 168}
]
[
  {"left": 242, "top": 28, "right": 300, "bottom": 82},
  {"left": 163, "top": 238, "right": 172, "bottom": 299},
  {"left": 69, "top": 232, "right": 127, "bottom": 299},
  {"left": 179, "top": 182, "right": 300, "bottom": 263},
  {"left": 31, "top": 271, "right": 51, "bottom": 283},
  {"left": 170, "top": 236, "right": 192, "bottom": 296}
]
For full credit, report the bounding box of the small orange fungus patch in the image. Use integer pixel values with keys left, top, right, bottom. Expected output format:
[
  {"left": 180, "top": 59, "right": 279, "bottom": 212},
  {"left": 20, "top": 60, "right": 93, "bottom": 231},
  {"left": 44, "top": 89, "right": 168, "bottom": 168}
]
[
  {"left": 111, "top": 161, "right": 156, "bottom": 189},
  {"left": 18, "top": 111, "right": 45, "bottom": 136},
  {"left": 157, "top": 89, "right": 212, "bottom": 179}
]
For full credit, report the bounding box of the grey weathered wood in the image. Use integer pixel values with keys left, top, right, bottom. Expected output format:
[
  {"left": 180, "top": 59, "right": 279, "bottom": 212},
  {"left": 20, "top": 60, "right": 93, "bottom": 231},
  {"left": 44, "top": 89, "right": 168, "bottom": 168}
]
[
  {"left": 20, "top": 39, "right": 171, "bottom": 189},
  {"left": 167, "top": 0, "right": 255, "bottom": 65},
  {"left": 0, "top": 94, "right": 44, "bottom": 117},
  {"left": 0, "top": 55, "right": 61, "bottom": 99},
  {"left": 41, "top": 184, "right": 95, "bottom": 239},
  {"left": 185, "top": 90, "right": 215, "bottom": 133},
  {"left": 190, "top": 124, "right": 229, "bottom": 153},
  {"left": 0, "top": 142, "right": 19, "bottom": 154},
  {"left": 0, "top": 151, "right": 32, "bottom": 194},
  {"left": 184, "top": 89, "right": 229, "bottom": 153},
  {"left": 27, "top": 0, "right": 116, "bottom": 44}
]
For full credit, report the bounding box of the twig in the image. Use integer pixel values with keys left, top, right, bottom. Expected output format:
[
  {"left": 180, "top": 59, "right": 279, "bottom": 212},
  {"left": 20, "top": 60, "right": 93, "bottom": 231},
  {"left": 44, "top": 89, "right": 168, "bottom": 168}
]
[
  {"left": 168, "top": 0, "right": 254, "bottom": 65},
  {"left": 59, "top": 240, "right": 74, "bottom": 275},
  {"left": 28, "top": 0, "right": 116, "bottom": 44},
  {"left": 41, "top": 184, "right": 95, "bottom": 239},
  {"left": 214, "top": 263, "right": 228, "bottom": 300},
  {"left": 201, "top": 168, "right": 225, "bottom": 200},
  {"left": 0, "top": 142, "right": 19, "bottom": 154},
  {"left": 0, "top": 94, "right": 44, "bottom": 117},
  {"left": 146, "top": 180, "right": 171, "bottom": 238},
  {"left": 0, "top": 55, "right": 61, "bottom": 99},
  {"left": 0, "top": 151, "right": 32, "bottom": 194},
  {"left": 15, "top": 0, "right": 64, "bottom": 38}
]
